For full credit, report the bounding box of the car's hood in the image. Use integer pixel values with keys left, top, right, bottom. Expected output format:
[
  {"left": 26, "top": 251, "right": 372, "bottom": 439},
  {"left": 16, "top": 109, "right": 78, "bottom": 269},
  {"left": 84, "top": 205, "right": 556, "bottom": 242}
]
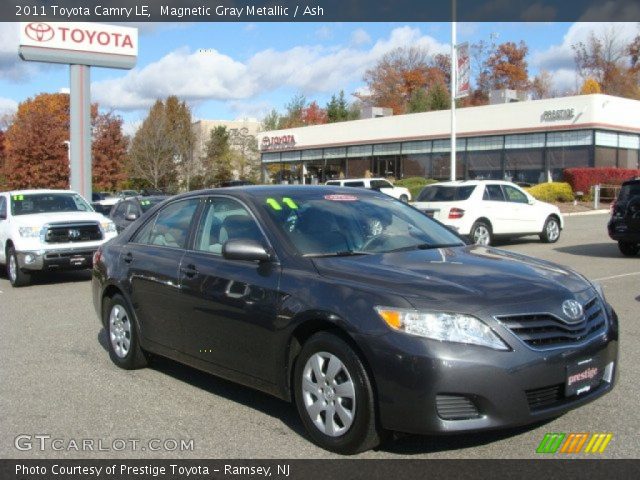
[
  {"left": 312, "top": 245, "right": 592, "bottom": 314},
  {"left": 11, "top": 212, "right": 107, "bottom": 227}
]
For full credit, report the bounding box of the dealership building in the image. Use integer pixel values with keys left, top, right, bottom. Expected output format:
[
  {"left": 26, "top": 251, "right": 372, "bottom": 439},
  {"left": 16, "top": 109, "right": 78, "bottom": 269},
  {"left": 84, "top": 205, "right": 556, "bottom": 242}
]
[{"left": 258, "top": 94, "right": 640, "bottom": 185}]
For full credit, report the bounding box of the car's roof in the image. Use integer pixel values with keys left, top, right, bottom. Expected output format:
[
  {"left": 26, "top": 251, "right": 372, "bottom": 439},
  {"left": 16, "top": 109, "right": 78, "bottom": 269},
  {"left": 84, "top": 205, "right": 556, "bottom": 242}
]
[
  {"left": 424, "top": 180, "right": 515, "bottom": 187},
  {"left": 133, "top": 195, "right": 169, "bottom": 202},
  {"left": 4, "top": 189, "right": 79, "bottom": 195},
  {"left": 622, "top": 178, "right": 640, "bottom": 186},
  {"left": 174, "top": 185, "right": 381, "bottom": 200}
]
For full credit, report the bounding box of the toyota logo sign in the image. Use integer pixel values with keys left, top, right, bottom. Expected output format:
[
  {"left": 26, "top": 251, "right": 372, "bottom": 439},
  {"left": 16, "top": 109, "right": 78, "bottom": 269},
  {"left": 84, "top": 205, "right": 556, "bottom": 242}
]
[{"left": 25, "top": 23, "right": 55, "bottom": 42}]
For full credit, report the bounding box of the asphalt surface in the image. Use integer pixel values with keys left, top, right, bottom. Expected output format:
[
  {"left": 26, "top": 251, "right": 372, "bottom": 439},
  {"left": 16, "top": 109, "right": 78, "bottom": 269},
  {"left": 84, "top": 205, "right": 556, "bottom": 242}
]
[{"left": 1, "top": 213, "right": 638, "bottom": 459}]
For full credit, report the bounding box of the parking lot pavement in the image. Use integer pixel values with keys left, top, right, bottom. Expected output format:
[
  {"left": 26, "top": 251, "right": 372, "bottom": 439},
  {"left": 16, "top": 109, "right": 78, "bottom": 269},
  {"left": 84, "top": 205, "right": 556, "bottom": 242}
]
[{"left": 0, "top": 213, "right": 637, "bottom": 459}]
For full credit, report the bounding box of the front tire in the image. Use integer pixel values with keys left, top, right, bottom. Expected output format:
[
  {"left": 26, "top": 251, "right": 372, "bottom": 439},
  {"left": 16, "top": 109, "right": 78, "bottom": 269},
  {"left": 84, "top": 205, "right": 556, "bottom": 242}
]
[
  {"left": 618, "top": 241, "right": 639, "bottom": 256},
  {"left": 6, "top": 246, "right": 30, "bottom": 287},
  {"left": 540, "top": 216, "right": 561, "bottom": 243},
  {"left": 470, "top": 221, "right": 492, "bottom": 246},
  {"left": 294, "top": 332, "right": 383, "bottom": 454},
  {"left": 104, "top": 294, "right": 148, "bottom": 369},
  {"left": 399, "top": 194, "right": 409, "bottom": 203}
]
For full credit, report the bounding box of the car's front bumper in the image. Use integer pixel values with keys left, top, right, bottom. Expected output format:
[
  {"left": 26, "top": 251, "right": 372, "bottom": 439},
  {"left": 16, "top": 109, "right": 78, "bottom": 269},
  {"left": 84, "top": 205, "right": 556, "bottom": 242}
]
[
  {"left": 362, "top": 312, "right": 618, "bottom": 435},
  {"left": 16, "top": 248, "right": 97, "bottom": 271}
]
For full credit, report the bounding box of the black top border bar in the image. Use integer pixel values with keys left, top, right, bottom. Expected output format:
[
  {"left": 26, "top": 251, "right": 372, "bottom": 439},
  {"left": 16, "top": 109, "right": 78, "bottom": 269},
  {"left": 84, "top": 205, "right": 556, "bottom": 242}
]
[{"left": 5, "top": 0, "right": 640, "bottom": 22}]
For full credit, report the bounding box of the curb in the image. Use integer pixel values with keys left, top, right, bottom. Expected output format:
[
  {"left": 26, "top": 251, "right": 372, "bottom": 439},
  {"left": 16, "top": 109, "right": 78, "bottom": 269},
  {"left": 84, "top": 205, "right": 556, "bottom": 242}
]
[{"left": 562, "top": 209, "right": 609, "bottom": 217}]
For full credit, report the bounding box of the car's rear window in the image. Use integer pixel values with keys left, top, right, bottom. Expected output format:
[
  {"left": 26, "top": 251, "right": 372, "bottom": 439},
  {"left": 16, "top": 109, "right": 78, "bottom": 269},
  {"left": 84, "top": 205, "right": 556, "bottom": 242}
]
[
  {"left": 618, "top": 183, "right": 640, "bottom": 203},
  {"left": 417, "top": 185, "right": 476, "bottom": 202}
]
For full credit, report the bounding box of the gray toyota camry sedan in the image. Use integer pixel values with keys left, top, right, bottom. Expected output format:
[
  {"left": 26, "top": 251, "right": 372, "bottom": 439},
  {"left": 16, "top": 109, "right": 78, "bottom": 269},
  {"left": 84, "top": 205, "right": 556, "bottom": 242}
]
[{"left": 92, "top": 186, "right": 618, "bottom": 454}]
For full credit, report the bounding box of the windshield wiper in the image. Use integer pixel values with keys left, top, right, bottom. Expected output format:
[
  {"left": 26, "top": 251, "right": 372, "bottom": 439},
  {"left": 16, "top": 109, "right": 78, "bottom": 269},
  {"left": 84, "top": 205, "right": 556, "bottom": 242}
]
[
  {"left": 303, "top": 250, "right": 375, "bottom": 258},
  {"left": 388, "top": 243, "right": 463, "bottom": 253}
]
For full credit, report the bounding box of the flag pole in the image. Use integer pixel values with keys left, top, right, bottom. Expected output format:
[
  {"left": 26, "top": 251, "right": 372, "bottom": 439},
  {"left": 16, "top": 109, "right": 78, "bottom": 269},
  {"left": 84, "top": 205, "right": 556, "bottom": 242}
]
[{"left": 450, "top": 0, "right": 457, "bottom": 181}]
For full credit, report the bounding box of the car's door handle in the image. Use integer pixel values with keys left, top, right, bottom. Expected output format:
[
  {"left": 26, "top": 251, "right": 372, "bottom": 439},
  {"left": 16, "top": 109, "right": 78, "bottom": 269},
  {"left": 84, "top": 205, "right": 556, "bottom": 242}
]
[
  {"left": 180, "top": 264, "right": 199, "bottom": 278},
  {"left": 123, "top": 252, "right": 133, "bottom": 264}
]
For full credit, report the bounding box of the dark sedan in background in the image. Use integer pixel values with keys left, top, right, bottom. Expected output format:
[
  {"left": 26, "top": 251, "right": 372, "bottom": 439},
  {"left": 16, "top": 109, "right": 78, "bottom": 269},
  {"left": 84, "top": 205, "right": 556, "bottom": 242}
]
[
  {"left": 108, "top": 195, "right": 168, "bottom": 233},
  {"left": 608, "top": 178, "right": 640, "bottom": 256},
  {"left": 92, "top": 186, "right": 618, "bottom": 454}
]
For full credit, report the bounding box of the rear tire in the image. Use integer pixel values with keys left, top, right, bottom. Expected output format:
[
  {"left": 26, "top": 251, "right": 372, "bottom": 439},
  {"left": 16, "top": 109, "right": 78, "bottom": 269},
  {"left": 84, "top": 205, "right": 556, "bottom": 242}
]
[
  {"left": 6, "top": 246, "right": 30, "bottom": 287},
  {"left": 103, "top": 294, "right": 148, "bottom": 369},
  {"left": 470, "top": 221, "right": 492, "bottom": 246},
  {"left": 618, "top": 241, "right": 639, "bottom": 256},
  {"left": 293, "top": 332, "right": 384, "bottom": 454},
  {"left": 540, "top": 216, "right": 561, "bottom": 243}
]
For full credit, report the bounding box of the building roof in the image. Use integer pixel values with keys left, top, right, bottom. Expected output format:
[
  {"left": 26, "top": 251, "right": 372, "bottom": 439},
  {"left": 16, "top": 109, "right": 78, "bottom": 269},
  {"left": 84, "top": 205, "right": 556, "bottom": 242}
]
[{"left": 259, "top": 94, "right": 640, "bottom": 152}]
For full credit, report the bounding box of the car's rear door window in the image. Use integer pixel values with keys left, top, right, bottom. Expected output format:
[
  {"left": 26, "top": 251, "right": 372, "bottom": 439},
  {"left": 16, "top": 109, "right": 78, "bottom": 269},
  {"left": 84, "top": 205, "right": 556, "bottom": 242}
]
[
  {"left": 483, "top": 184, "right": 506, "bottom": 201},
  {"left": 344, "top": 181, "right": 366, "bottom": 187}
]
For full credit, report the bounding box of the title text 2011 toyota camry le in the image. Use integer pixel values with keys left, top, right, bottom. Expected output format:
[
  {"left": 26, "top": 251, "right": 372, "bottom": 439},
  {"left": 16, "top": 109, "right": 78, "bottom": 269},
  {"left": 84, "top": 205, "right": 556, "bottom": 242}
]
[{"left": 92, "top": 186, "right": 618, "bottom": 454}]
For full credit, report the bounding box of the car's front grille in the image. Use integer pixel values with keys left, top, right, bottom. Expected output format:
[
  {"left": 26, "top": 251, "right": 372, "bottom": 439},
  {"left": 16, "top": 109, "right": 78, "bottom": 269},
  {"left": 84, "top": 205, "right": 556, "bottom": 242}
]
[
  {"left": 525, "top": 383, "right": 563, "bottom": 411},
  {"left": 436, "top": 395, "right": 481, "bottom": 420},
  {"left": 45, "top": 222, "right": 102, "bottom": 243},
  {"left": 497, "top": 297, "right": 606, "bottom": 350}
]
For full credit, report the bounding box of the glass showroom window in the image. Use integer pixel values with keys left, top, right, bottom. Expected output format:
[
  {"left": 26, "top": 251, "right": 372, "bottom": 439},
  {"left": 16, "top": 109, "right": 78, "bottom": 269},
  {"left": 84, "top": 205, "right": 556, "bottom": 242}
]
[
  {"left": 505, "top": 149, "right": 545, "bottom": 184},
  {"left": 466, "top": 151, "right": 503, "bottom": 180}
]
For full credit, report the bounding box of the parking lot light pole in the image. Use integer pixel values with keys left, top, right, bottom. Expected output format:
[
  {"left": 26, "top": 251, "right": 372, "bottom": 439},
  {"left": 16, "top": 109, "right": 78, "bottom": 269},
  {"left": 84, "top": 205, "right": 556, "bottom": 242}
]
[{"left": 450, "top": 0, "right": 457, "bottom": 182}]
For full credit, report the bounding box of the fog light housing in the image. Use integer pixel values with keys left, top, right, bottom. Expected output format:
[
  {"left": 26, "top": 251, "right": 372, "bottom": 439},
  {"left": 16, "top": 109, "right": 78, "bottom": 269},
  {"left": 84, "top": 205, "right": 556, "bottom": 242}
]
[{"left": 24, "top": 254, "right": 35, "bottom": 264}]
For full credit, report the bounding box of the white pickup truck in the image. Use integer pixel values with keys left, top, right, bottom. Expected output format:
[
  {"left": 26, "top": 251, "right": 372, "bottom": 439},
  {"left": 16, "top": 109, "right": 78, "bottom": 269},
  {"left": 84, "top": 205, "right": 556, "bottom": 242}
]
[{"left": 0, "top": 190, "right": 118, "bottom": 287}]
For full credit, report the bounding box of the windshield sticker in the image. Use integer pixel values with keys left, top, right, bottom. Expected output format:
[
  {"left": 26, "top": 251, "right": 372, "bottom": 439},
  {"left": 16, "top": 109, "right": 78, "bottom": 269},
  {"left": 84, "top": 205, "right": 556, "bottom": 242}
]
[
  {"left": 12, "top": 195, "right": 24, "bottom": 201},
  {"left": 324, "top": 194, "right": 358, "bottom": 201},
  {"left": 282, "top": 197, "right": 298, "bottom": 209},
  {"left": 266, "top": 198, "right": 282, "bottom": 210},
  {"left": 140, "top": 200, "right": 151, "bottom": 206}
]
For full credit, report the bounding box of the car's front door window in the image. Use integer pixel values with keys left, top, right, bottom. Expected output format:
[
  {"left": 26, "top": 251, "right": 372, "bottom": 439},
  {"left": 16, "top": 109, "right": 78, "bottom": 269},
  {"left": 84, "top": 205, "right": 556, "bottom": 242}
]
[
  {"left": 503, "top": 185, "right": 529, "bottom": 204},
  {"left": 133, "top": 198, "right": 199, "bottom": 248},
  {"left": 193, "top": 197, "right": 265, "bottom": 255}
]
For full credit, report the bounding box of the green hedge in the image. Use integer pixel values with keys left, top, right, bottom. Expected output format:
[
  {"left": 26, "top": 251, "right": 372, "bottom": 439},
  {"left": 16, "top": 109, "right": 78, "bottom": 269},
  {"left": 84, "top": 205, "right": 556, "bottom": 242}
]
[
  {"left": 525, "top": 182, "right": 574, "bottom": 203},
  {"left": 395, "top": 177, "right": 438, "bottom": 199}
]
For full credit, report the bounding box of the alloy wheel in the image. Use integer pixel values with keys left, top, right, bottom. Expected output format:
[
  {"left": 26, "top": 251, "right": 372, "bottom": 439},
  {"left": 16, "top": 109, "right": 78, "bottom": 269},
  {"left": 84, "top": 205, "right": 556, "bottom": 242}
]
[
  {"left": 473, "top": 225, "right": 491, "bottom": 245},
  {"left": 8, "top": 254, "right": 17, "bottom": 283},
  {"left": 546, "top": 219, "right": 560, "bottom": 242}
]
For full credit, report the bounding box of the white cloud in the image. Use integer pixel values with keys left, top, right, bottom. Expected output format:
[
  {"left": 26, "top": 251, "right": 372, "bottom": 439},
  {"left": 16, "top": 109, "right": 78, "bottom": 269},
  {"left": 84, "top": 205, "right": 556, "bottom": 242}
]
[
  {"left": 0, "top": 23, "right": 39, "bottom": 81},
  {"left": 122, "top": 119, "right": 142, "bottom": 138},
  {"left": 350, "top": 28, "right": 371, "bottom": 46},
  {"left": 92, "top": 26, "right": 448, "bottom": 112},
  {"left": 0, "top": 97, "right": 18, "bottom": 119},
  {"left": 531, "top": 22, "right": 640, "bottom": 92},
  {"left": 227, "top": 100, "right": 273, "bottom": 120},
  {"left": 315, "top": 26, "right": 333, "bottom": 40}
]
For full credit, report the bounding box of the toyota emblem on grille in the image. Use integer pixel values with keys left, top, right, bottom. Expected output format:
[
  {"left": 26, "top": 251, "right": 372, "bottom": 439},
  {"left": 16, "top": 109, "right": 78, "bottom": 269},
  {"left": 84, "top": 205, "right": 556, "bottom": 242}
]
[
  {"left": 68, "top": 229, "right": 81, "bottom": 240},
  {"left": 562, "top": 299, "right": 584, "bottom": 322}
]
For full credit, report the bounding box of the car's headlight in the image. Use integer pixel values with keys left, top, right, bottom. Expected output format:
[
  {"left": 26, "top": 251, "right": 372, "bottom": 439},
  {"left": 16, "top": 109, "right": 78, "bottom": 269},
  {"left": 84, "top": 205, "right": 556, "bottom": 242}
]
[
  {"left": 592, "top": 281, "right": 606, "bottom": 302},
  {"left": 375, "top": 306, "right": 509, "bottom": 350},
  {"left": 100, "top": 220, "right": 117, "bottom": 234},
  {"left": 18, "top": 226, "right": 41, "bottom": 238}
]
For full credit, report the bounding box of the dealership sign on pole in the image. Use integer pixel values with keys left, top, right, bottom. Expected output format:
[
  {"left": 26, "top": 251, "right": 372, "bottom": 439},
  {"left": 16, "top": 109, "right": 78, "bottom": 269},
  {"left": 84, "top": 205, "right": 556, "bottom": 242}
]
[
  {"left": 18, "top": 22, "right": 138, "bottom": 200},
  {"left": 455, "top": 42, "right": 470, "bottom": 99}
]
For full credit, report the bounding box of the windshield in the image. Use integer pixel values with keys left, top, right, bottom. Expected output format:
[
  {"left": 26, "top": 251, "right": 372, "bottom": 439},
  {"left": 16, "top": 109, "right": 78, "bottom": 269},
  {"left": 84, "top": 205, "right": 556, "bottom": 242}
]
[
  {"left": 259, "top": 191, "right": 464, "bottom": 256},
  {"left": 417, "top": 185, "right": 476, "bottom": 202},
  {"left": 10, "top": 193, "right": 93, "bottom": 215}
]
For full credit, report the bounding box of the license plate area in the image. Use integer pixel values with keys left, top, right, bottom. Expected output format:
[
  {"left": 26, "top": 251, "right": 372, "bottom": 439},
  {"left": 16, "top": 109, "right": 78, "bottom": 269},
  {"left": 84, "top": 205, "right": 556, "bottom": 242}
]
[
  {"left": 70, "top": 256, "right": 86, "bottom": 266},
  {"left": 566, "top": 358, "right": 602, "bottom": 397}
]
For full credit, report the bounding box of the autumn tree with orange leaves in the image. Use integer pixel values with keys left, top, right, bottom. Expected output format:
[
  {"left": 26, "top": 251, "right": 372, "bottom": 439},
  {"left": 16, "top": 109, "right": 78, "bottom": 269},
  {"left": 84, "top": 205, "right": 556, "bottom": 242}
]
[{"left": 4, "top": 93, "right": 128, "bottom": 191}]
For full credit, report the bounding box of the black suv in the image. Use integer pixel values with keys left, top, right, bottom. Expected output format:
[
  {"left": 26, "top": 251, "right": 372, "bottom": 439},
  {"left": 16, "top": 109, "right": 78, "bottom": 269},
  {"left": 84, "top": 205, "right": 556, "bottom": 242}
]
[{"left": 608, "top": 178, "right": 640, "bottom": 256}]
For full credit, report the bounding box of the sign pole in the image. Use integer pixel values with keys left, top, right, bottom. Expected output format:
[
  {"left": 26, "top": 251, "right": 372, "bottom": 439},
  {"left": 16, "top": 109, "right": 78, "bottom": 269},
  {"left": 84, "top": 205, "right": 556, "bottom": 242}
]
[
  {"left": 450, "top": 0, "right": 457, "bottom": 181},
  {"left": 69, "top": 64, "right": 92, "bottom": 200}
]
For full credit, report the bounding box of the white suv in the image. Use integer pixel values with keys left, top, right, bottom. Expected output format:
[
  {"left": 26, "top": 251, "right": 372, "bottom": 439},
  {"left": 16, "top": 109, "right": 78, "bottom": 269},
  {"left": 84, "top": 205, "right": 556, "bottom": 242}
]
[
  {"left": 0, "top": 190, "right": 118, "bottom": 287},
  {"left": 412, "top": 180, "right": 563, "bottom": 245},
  {"left": 325, "top": 178, "right": 411, "bottom": 202}
]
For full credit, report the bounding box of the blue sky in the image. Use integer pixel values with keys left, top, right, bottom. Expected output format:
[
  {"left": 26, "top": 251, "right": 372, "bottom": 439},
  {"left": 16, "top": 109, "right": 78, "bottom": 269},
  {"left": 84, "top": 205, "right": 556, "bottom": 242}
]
[{"left": 1, "top": 21, "right": 639, "bottom": 135}]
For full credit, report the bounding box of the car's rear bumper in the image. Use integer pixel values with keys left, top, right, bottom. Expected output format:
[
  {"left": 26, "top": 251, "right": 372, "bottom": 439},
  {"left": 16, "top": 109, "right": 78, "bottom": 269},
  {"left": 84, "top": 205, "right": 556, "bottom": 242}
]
[
  {"left": 362, "top": 313, "right": 618, "bottom": 435},
  {"left": 608, "top": 219, "right": 640, "bottom": 242}
]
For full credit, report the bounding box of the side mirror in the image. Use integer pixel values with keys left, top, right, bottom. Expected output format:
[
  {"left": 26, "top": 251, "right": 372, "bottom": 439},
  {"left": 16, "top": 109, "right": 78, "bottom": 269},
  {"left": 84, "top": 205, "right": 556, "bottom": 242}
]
[
  {"left": 223, "top": 239, "right": 272, "bottom": 263},
  {"left": 125, "top": 213, "right": 139, "bottom": 221}
]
